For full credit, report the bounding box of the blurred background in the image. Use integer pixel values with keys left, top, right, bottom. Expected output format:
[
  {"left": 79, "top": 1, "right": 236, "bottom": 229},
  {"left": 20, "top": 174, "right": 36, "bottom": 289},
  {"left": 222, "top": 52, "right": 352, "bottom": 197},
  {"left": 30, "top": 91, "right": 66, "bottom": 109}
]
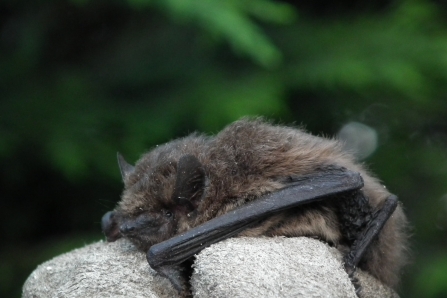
[{"left": 1, "top": 0, "right": 447, "bottom": 297}]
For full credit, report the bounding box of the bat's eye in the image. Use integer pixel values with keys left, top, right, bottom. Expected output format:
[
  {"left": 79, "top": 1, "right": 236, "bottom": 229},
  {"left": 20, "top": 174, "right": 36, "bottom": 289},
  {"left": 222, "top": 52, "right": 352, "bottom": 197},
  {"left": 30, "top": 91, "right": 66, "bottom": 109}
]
[{"left": 165, "top": 211, "right": 173, "bottom": 218}]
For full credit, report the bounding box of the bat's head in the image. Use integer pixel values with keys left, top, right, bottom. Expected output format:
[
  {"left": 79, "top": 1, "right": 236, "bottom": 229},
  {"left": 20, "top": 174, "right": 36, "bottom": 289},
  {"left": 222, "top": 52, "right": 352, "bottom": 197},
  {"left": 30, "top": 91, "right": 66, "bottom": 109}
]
[{"left": 102, "top": 150, "right": 206, "bottom": 251}]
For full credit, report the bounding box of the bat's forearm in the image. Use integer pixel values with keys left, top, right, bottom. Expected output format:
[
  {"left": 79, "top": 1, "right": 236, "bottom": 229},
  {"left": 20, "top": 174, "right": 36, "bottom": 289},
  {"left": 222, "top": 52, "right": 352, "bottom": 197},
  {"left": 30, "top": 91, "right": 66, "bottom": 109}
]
[{"left": 148, "top": 167, "right": 364, "bottom": 269}]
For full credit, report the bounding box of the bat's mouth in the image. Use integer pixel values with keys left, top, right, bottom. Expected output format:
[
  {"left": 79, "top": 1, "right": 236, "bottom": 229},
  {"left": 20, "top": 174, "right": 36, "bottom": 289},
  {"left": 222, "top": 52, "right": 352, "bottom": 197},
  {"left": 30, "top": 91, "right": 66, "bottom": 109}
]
[
  {"left": 120, "top": 231, "right": 159, "bottom": 252},
  {"left": 106, "top": 229, "right": 122, "bottom": 242}
]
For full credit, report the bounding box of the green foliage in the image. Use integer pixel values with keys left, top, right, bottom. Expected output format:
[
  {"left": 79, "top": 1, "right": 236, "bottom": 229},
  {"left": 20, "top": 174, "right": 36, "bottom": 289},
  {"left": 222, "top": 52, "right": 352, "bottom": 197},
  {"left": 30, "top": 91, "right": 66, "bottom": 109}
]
[
  {"left": 124, "top": 0, "right": 297, "bottom": 67},
  {"left": 415, "top": 254, "right": 447, "bottom": 297},
  {"left": 2, "top": 0, "right": 447, "bottom": 297}
]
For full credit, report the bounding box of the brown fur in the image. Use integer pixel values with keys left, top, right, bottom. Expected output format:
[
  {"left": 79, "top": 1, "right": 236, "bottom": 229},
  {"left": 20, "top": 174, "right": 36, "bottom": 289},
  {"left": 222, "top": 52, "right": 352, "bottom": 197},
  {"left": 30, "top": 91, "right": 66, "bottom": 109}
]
[{"left": 113, "top": 118, "right": 409, "bottom": 289}]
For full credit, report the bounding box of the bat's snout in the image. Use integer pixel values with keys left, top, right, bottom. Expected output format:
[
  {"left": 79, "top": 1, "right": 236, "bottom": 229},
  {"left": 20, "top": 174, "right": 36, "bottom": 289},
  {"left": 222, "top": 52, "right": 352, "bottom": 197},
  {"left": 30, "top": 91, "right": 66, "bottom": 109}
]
[{"left": 101, "top": 211, "right": 122, "bottom": 242}]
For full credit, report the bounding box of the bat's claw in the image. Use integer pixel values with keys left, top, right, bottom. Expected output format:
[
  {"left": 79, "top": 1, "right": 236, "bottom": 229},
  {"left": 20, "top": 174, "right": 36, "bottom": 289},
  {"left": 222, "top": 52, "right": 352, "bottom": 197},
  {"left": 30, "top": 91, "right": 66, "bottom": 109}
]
[
  {"left": 151, "top": 263, "right": 191, "bottom": 297},
  {"left": 355, "top": 285, "right": 363, "bottom": 297},
  {"left": 344, "top": 263, "right": 362, "bottom": 297}
]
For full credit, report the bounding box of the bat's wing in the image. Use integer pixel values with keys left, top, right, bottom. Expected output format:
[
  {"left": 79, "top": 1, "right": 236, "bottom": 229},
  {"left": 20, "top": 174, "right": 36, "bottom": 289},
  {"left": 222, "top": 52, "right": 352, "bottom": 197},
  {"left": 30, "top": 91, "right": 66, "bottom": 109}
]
[
  {"left": 344, "top": 194, "right": 398, "bottom": 273},
  {"left": 147, "top": 166, "right": 365, "bottom": 294}
]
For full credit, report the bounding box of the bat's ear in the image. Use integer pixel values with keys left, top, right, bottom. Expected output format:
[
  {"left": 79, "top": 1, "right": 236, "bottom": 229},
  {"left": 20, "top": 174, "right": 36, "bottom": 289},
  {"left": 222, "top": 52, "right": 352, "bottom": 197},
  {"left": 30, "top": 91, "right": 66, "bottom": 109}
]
[
  {"left": 117, "top": 152, "right": 135, "bottom": 182},
  {"left": 172, "top": 154, "right": 205, "bottom": 214}
]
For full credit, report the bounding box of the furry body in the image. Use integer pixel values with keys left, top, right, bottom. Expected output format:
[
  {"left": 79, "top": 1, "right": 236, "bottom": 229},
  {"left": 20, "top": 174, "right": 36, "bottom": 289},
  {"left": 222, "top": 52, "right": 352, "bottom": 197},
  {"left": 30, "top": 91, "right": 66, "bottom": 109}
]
[{"left": 113, "top": 118, "right": 408, "bottom": 288}]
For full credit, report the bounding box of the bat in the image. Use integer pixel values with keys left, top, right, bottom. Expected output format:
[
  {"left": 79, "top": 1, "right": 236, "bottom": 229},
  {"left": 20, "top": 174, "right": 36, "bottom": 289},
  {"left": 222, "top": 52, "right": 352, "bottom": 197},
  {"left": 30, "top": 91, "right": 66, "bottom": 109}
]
[{"left": 101, "top": 118, "right": 409, "bottom": 297}]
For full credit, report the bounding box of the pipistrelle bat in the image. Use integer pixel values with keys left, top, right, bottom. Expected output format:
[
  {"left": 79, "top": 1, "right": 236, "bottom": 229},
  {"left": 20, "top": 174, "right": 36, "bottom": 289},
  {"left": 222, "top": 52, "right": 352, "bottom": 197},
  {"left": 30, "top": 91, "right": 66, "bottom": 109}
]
[{"left": 102, "top": 118, "right": 409, "bottom": 297}]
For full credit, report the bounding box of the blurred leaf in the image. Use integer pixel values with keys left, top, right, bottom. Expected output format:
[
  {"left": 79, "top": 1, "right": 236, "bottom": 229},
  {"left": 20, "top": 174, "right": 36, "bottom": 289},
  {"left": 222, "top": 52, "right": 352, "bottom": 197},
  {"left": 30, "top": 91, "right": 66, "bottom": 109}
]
[
  {"left": 192, "top": 72, "right": 288, "bottom": 130},
  {"left": 124, "top": 0, "right": 297, "bottom": 67},
  {"left": 241, "top": 0, "right": 296, "bottom": 24},
  {"left": 415, "top": 255, "right": 447, "bottom": 297}
]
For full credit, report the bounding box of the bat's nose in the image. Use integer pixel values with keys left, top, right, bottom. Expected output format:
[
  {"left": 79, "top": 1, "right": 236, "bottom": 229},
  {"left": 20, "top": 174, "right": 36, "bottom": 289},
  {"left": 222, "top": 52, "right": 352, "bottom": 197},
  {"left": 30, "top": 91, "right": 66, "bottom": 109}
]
[
  {"left": 120, "top": 223, "right": 135, "bottom": 234},
  {"left": 101, "top": 211, "right": 115, "bottom": 233}
]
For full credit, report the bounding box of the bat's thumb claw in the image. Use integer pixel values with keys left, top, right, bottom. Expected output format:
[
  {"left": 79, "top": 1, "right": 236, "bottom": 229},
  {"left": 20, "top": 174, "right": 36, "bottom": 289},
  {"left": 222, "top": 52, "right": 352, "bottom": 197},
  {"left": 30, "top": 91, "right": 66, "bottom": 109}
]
[{"left": 153, "top": 264, "right": 190, "bottom": 297}]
